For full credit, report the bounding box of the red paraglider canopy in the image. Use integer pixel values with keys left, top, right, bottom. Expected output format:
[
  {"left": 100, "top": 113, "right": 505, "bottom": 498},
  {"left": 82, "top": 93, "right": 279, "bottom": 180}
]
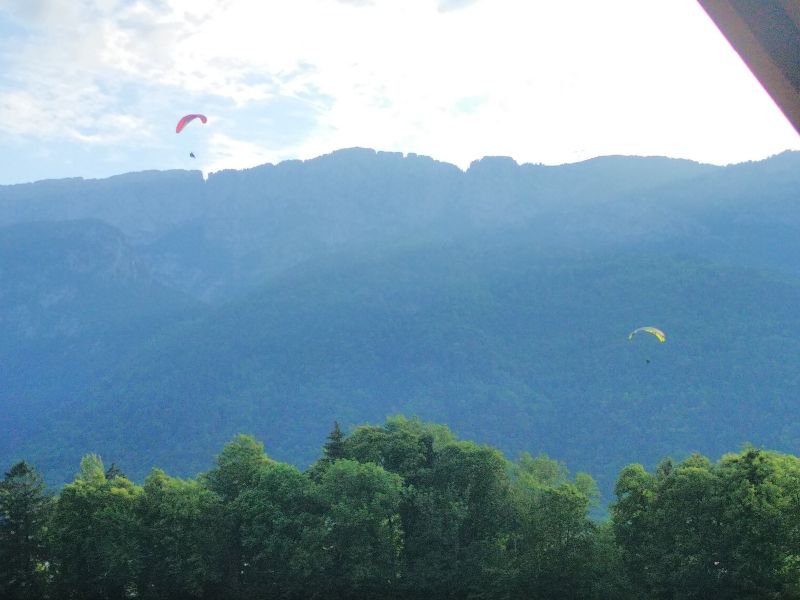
[{"left": 176, "top": 114, "right": 207, "bottom": 133}]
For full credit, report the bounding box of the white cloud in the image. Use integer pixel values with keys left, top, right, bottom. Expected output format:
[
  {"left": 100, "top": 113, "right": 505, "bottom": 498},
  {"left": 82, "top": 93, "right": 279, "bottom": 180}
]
[
  {"left": 437, "top": 0, "right": 480, "bottom": 12},
  {"left": 0, "top": 0, "right": 798, "bottom": 183},
  {"left": 332, "top": 0, "right": 374, "bottom": 6},
  {"left": 204, "top": 132, "right": 275, "bottom": 174}
]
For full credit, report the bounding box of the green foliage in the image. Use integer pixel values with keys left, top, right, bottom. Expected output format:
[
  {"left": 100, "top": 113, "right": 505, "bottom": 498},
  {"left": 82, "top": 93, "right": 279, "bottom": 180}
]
[
  {"left": 315, "top": 459, "right": 404, "bottom": 598},
  {"left": 49, "top": 455, "right": 142, "bottom": 599},
  {"left": 203, "top": 434, "right": 272, "bottom": 503},
  {"left": 234, "top": 462, "right": 322, "bottom": 599},
  {"left": 104, "top": 463, "right": 125, "bottom": 481},
  {"left": 200, "top": 434, "right": 273, "bottom": 598},
  {"left": 136, "top": 469, "right": 225, "bottom": 599},
  {"left": 585, "top": 522, "right": 634, "bottom": 599},
  {"left": 713, "top": 449, "right": 800, "bottom": 599},
  {"left": 516, "top": 452, "right": 571, "bottom": 487},
  {"left": 323, "top": 421, "right": 346, "bottom": 461},
  {"left": 6, "top": 422, "right": 800, "bottom": 599},
  {"left": 0, "top": 462, "right": 51, "bottom": 600},
  {"left": 342, "top": 416, "right": 449, "bottom": 483},
  {"left": 512, "top": 484, "right": 595, "bottom": 599},
  {"left": 507, "top": 454, "right": 606, "bottom": 599},
  {"left": 77, "top": 454, "right": 106, "bottom": 485},
  {"left": 611, "top": 448, "right": 800, "bottom": 599}
]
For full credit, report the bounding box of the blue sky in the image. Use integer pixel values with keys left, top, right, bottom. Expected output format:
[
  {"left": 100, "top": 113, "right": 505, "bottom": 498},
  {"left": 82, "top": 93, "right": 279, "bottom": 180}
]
[{"left": 0, "top": 0, "right": 798, "bottom": 184}]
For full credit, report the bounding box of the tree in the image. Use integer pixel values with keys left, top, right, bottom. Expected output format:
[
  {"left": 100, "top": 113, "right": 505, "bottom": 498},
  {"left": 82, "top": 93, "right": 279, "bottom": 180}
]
[
  {"left": 136, "top": 469, "right": 225, "bottom": 599},
  {"left": 611, "top": 449, "right": 800, "bottom": 600},
  {"left": 343, "top": 416, "right": 453, "bottom": 484},
  {"left": 234, "top": 463, "right": 322, "bottom": 599},
  {"left": 203, "top": 434, "right": 272, "bottom": 503},
  {"left": 49, "top": 454, "right": 143, "bottom": 600},
  {"left": 0, "top": 462, "right": 51, "bottom": 600},
  {"left": 323, "top": 421, "right": 346, "bottom": 461},
  {"left": 587, "top": 522, "right": 634, "bottom": 600},
  {"left": 714, "top": 448, "right": 800, "bottom": 599},
  {"left": 507, "top": 453, "right": 602, "bottom": 600},
  {"left": 611, "top": 462, "right": 658, "bottom": 594},
  {"left": 402, "top": 440, "right": 513, "bottom": 599},
  {"left": 104, "top": 463, "right": 125, "bottom": 481},
  {"left": 201, "top": 435, "right": 273, "bottom": 599},
  {"left": 315, "top": 459, "right": 404, "bottom": 599}
]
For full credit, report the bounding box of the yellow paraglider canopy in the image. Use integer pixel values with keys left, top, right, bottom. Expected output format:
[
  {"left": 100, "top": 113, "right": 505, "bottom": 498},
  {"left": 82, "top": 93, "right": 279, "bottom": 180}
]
[{"left": 628, "top": 326, "right": 666, "bottom": 343}]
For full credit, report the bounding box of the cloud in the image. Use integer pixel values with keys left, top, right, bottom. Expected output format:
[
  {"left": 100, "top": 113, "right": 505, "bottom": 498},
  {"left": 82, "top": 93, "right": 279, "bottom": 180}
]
[
  {"left": 437, "top": 0, "right": 480, "bottom": 12},
  {"left": 454, "top": 95, "right": 487, "bottom": 114},
  {"left": 0, "top": 2, "right": 158, "bottom": 140},
  {"left": 204, "top": 132, "right": 275, "bottom": 174},
  {"left": 0, "top": 0, "right": 77, "bottom": 26},
  {"left": 333, "top": 0, "right": 374, "bottom": 6},
  {"left": 1, "top": 0, "right": 799, "bottom": 183},
  {"left": 0, "top": 85, "right": 152, "bottom": 144}
]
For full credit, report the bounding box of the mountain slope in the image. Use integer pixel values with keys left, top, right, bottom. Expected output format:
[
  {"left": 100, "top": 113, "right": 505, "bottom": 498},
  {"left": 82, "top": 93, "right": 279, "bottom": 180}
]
[
  {"left": 14, "top": 237, "right": 800, "bottom": 498},
  {"left": 2, "top": 150, "right": 800, "bottom": 499},
  {"left": 0, "top": 220, "right": 202, "bottom": 469}
]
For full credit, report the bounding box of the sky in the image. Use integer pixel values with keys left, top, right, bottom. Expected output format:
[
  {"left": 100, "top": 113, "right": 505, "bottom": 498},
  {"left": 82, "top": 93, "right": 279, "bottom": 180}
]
[{"left": 0, "top": 0, "right": 798, "bottom": 185}]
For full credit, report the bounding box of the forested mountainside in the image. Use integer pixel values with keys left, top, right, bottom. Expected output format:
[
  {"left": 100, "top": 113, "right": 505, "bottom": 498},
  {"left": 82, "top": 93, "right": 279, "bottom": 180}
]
[{"left": 2, "top": 149, "right": 799, "bottom": 498}]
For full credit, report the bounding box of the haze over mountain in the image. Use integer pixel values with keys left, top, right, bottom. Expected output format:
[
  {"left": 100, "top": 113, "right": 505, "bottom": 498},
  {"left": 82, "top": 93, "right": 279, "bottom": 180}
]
[{"left": 2, "top": 148, "right": 799, "bottom": 499}]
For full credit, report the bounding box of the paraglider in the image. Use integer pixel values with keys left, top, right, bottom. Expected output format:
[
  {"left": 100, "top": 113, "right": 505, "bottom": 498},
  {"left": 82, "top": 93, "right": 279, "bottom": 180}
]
[
  {"left": 629, "top": 327, "right": 666, "bottom": 365},
  {"left": 176, "top": 115, "right": 206, "bottom": 160},
  {"left": 628, "top": 326, "right": 666, "bottom": 343},
  {"left": 176, "top": 114, "right": 207, "bottom": 133}
]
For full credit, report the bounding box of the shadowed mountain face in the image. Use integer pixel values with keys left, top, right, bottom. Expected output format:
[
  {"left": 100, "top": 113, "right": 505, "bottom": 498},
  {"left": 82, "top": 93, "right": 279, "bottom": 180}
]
[{"left": 2, "top": 149, "right": 799, "bottom": 498}]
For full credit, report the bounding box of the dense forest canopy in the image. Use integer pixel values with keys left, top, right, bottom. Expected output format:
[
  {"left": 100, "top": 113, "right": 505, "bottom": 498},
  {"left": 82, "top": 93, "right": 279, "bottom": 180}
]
[{"left": 3, "top": 418, "right": 800, "bottom": 600}]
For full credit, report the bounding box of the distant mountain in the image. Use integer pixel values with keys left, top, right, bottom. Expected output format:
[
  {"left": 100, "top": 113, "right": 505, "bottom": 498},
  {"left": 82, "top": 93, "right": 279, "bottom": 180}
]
[
  {"left": 17, "top": 241, "right": 800, "bottom": 498},
  {"left": 2, "top": 149, "right": 800, "bottom": 499},
  {"left": 0, "top": 149, "right": 719, "bottom": 301},
  {"left": 0, "top": 219, "right": 201, "bottom": 468}
]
